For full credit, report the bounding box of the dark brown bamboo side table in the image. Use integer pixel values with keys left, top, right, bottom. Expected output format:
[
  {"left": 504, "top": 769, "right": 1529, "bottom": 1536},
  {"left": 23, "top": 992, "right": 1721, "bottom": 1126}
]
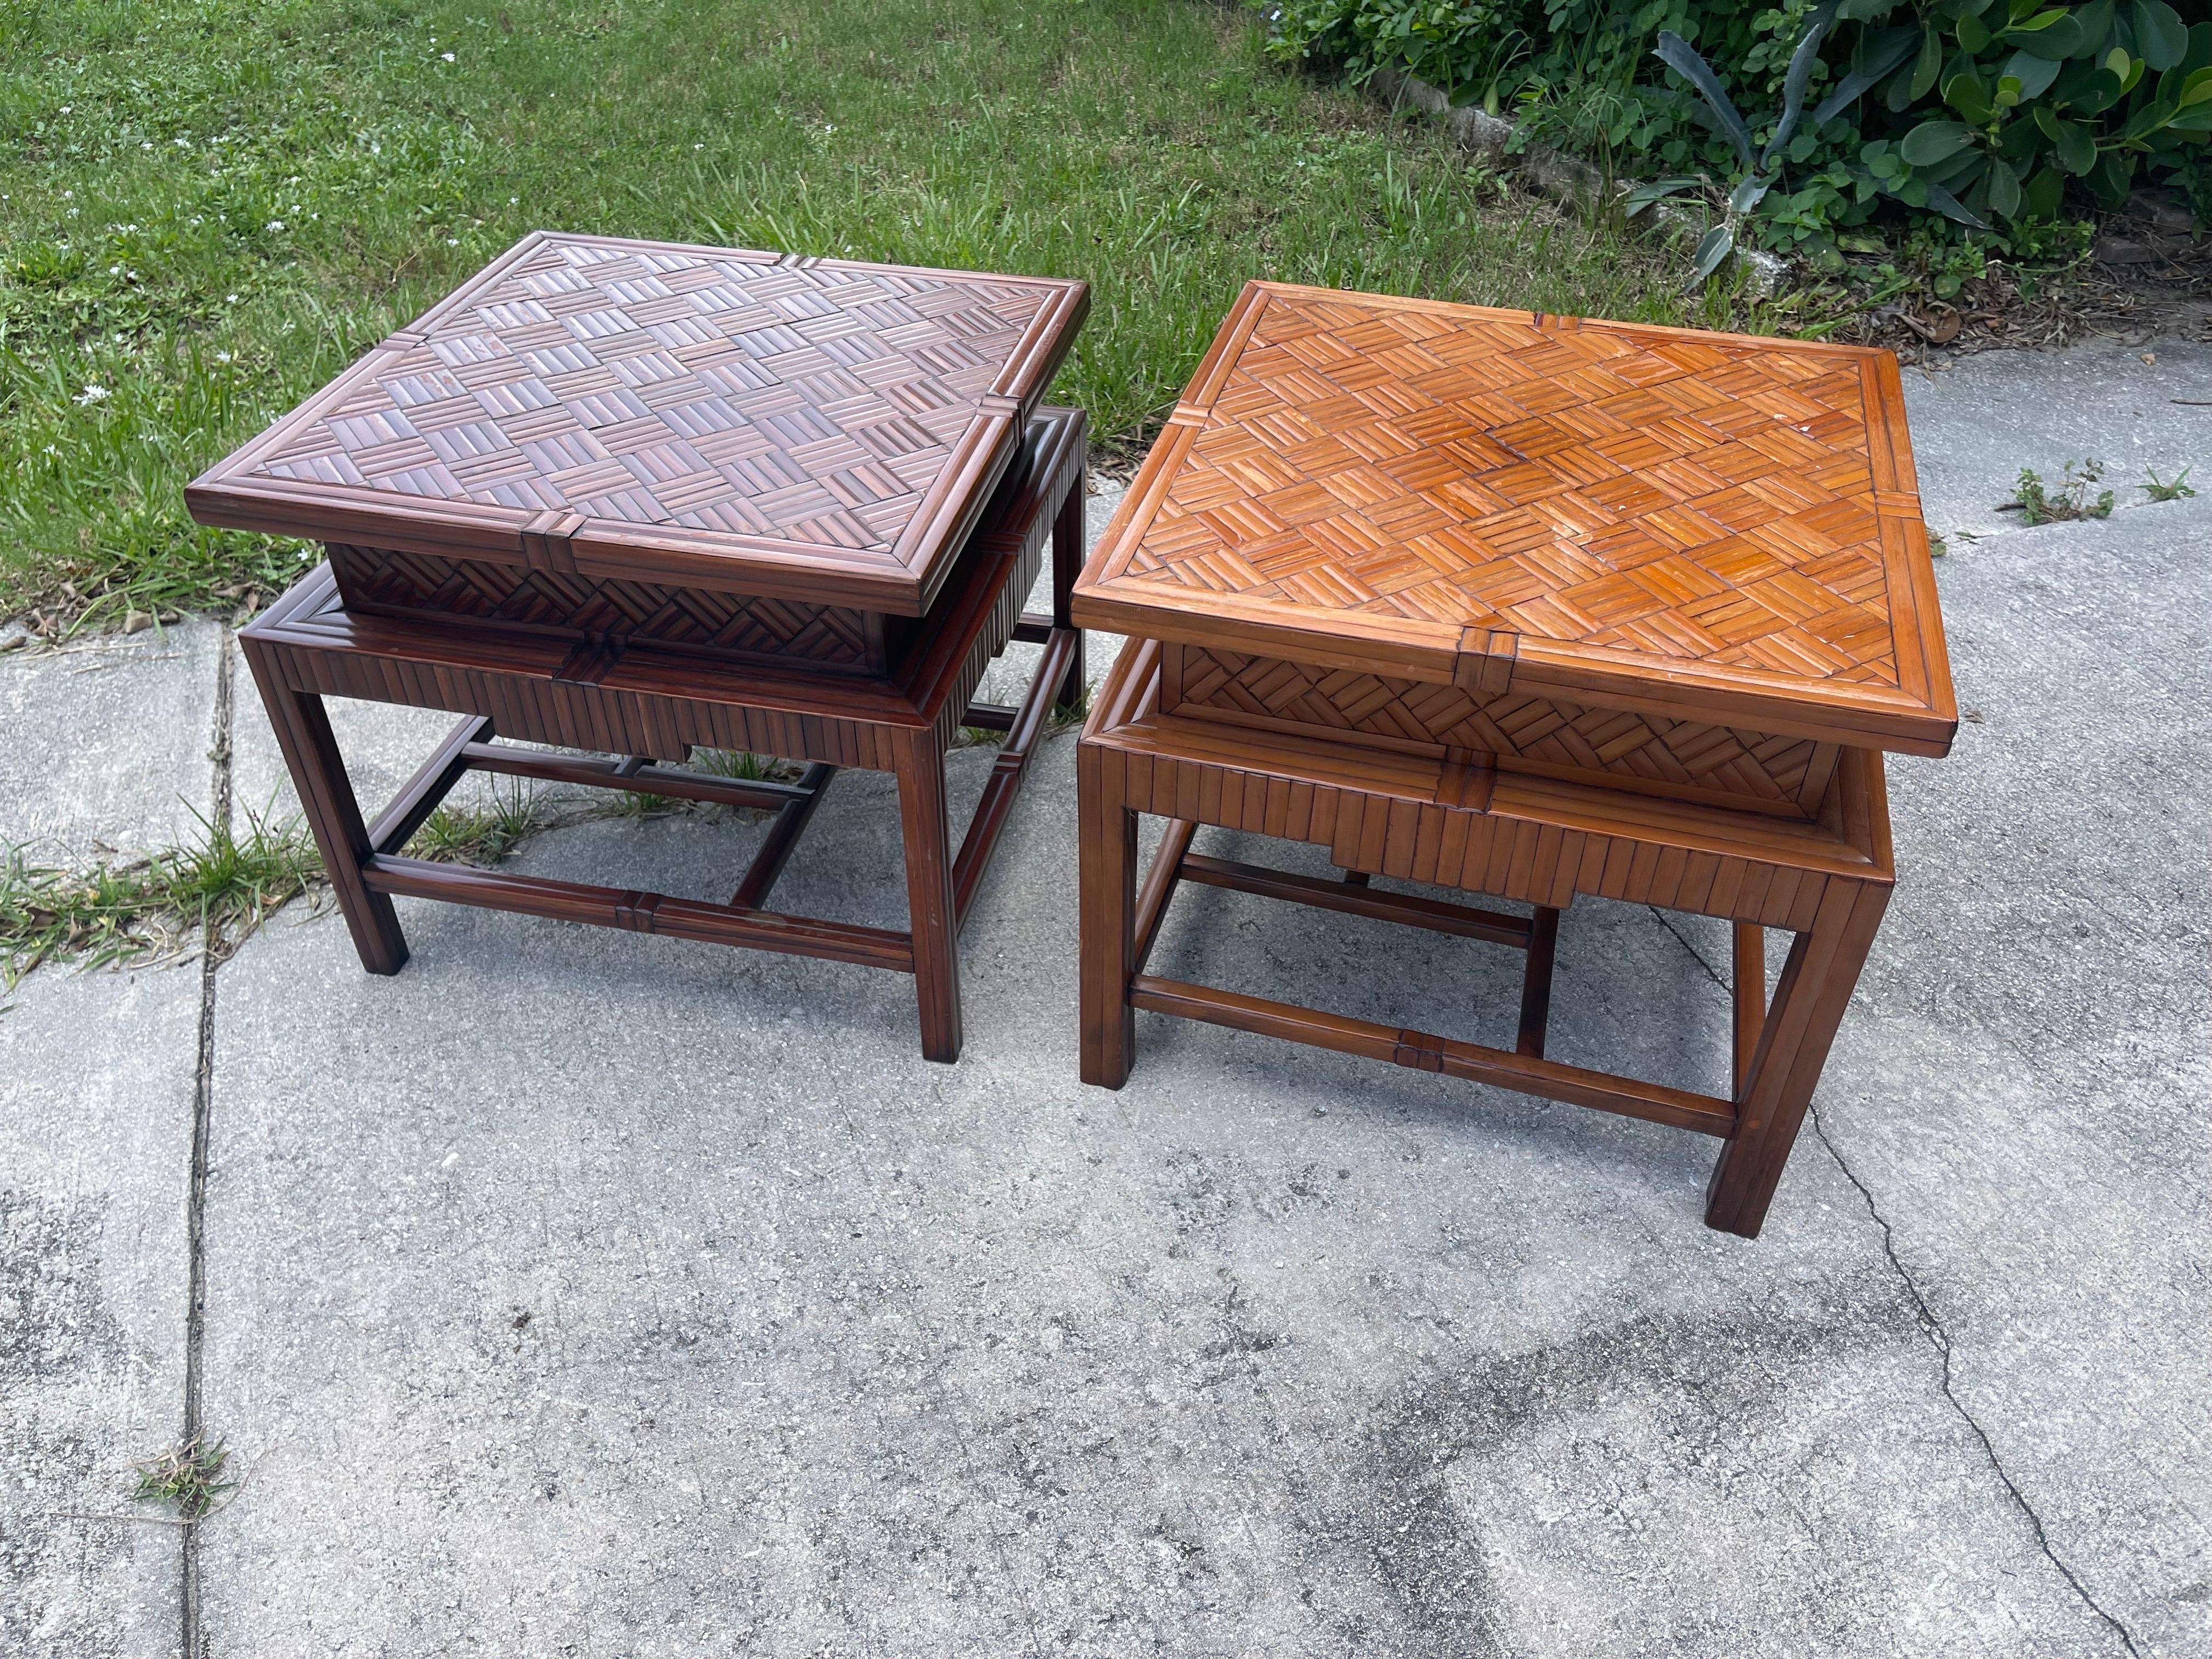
[
  {"left": 1072, "top": 283, "right": 1956, "bottom": 1236},
  {"left": 188, "top": 233, "right": 1090, "bottom": 1062}
]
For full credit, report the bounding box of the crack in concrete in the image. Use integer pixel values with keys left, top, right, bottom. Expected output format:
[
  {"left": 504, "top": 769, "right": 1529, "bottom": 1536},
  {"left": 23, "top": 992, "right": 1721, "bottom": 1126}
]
[
  {"left": 1646, "top": 905, "right": 2148, "bottom": 1658},
  {"left": 179, "top": 627, "right": 233, "bottom": 1659},
  {"left": 1807, "top": 1113, "right": 2147, "bottom": 1658}
]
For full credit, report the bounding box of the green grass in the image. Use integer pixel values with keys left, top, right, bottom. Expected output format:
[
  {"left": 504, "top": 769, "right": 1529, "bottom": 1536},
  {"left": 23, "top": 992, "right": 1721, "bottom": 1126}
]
[
  {"left": 403, "top": 780, "right": 540, "bottom": 864},
  {"left": 0, "top": 808, "right": 319, "bottom": 981},
  {"left": 0, "top": 0, "right": 1688, "bottom": 632},
  {"left": 133, "top": 1436, "right": 236, "bottom": 1520}
]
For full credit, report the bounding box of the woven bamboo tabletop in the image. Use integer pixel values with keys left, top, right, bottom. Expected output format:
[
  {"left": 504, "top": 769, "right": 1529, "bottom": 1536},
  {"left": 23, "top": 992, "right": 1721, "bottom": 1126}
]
[
  {"left": 1075, "top": 283, "right": 1955, "bottom": 754},
  {"left": 188, "top": 232, "right": 1088, "bottom": 615}
]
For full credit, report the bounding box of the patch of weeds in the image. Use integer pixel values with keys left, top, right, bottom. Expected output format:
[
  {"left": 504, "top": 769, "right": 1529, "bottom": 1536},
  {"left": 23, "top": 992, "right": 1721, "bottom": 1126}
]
[
  {"left": 2143, "top": 466, "right": 2196, "bottom": 504},
  {"left": 613, "top": 788, "right": 686, "bottom": 820},
  {"left": 1926, "top": 532, "right": 1946, "bottom": 558},
  {"left": 2006, "top": 460, "right": 2113, "bottom": 528},
  {"left": 404, "top": 781, "right": 539, "bottom": 866},
  {"left": 133, "top": 1436, "right": 235, "bottom": 1521},
  {"left": 690, "top": 748, "right": 786, "bottom": 783},
  {"left": 1048, "top": 688, "right": 1091, "bottom": 732},
  {"left": 1, "top": 808, "right": 318, "bottom": 981}
]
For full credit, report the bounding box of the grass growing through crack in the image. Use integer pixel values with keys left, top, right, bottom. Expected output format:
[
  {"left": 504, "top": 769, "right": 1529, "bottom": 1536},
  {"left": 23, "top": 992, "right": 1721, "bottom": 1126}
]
[
  {"left": 403, "top": 781, "right": 540, "bottom": 865},
  {"left": 2142, "top": 466, "right": 2195, "bottom": 504},
  {"left": 2, "top": 0, "right": 1687, "bottom": 633},
  {"left": 133, "top": 1437, "right": 235, "bottom": 1521},
  {"left": 0, "top": 808, "right": 318, "bottom": 981}
]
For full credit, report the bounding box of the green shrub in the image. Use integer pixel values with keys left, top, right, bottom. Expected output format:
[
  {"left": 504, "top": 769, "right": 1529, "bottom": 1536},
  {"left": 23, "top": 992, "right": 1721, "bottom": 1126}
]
[{"left": 1262, "top": 1, "right": 2212, "bottom": 258}]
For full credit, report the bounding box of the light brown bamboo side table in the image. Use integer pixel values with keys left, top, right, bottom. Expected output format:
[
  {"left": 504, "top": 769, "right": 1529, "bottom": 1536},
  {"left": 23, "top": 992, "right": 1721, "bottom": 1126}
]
[
  {"left": 187, "top": 232, "right": 1090, "bottom": 1061},
  {"left": 1072, "top": 283, "right": 1955, "bottom": 1237}
]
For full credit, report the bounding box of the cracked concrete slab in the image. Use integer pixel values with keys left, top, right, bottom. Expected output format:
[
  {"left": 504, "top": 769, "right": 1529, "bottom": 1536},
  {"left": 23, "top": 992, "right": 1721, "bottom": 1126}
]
[
  {"left": 1804, "top": 490, "right": 2212, "bottom": 1658},
  {"left": 0, "top": 958, "right": 199, "bottom": 1659},
  {"left": 0, "top": 623, "right": 223, "bottom": 862},
  {"left": 1900, "top": 337, "right": 2212, "bottom": 542},
  {"left": 194, "top": 712, "right": 2151, "bottom": 1655}
]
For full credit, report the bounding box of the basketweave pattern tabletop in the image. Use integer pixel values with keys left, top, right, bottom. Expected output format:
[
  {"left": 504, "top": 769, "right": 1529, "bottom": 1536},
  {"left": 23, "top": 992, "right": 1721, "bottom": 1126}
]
[
  {"left": 249, "top": 239, "right": 1056, "bottom": 548},
  {"left": 188, "top": 235, "right": 1087, "bottom": 614},
  {"left": 1097, "top": 286, "right": 1938, "bottom": 699}
]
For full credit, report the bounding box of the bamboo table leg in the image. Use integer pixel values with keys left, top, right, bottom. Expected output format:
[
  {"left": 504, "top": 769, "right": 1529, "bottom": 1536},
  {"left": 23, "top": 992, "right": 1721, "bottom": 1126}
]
[
  {"left": 1052, "top": 450, "right": 1087, "bottom": 712},
  {"left": 240, "top": 642, "right": 408, "bottom": 975},
  {"left": 1705, "top": 881, "right": 1891, "bottom": 1237},
  {"left": 895, "top": 726, "right": 962, "bottom": 1064},
  {"left": 1077, "top": 741, "right": 1137, "bottom": 1087}
]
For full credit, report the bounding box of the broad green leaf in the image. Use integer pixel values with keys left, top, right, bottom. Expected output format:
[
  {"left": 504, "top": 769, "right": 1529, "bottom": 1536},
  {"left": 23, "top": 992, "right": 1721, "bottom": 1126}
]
[
  {"left": 2065, "top": 0, "right": 2115, "bottom": 59},
  {"left": 1957, "top": 12, "right": 1994, "bottom": 50},
  {"left": 1901, "top": 119, "right": 1978, "bottom": 165},
  {"left": 1730, "top": 174, "right": 1773, "bottom": 215},
  {"left": 2024, "top": 165, "right": 2067, "bottom": 216},
  {"left": 2181, "top": 65, "right": 2212, "bottom": 106},
  {"left": 1922, "top": 180, "right": 1989, "bottom": 228},
  {"left": 2044, "top": 112, "right": 2097, "bottom": 172},
  {"left": 2005, "top": 48, "right": 2063, "bottom": 97},
  {"left": 2185, "top": 22, "right": 2212, "bottom": 77},
  {"left": 1987, "top": 157, "right": 2024, "bottom": 217},
  {"left": 2072, "top": 65, "right": 2128, "bottom": 112},
  {"left": 1911, "top": 26, "right": 1944, "bottom": 98},
  {"left": 2005, "top": 12, "right": 2083, "bottom": 58},
  {"left": 2135, "top": 1, "right": 2188, "bottom": 71},
  {"left": 1813, "top": 30, "right": 1923, "bottom": 125},
  {"left": 2121, "top": 98, "right": 2177, "bottom": 139},
  {"left": 1945, "top": 70, "right": 1996, "bottom": 121}
]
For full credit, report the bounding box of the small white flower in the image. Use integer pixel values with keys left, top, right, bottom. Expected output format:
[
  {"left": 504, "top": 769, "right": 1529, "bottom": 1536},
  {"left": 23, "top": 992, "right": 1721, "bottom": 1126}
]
[
  {"left": 75, "top": 383, "right": 109, "bottom": 405},
  {"left": 508, "top": 196, "right": 518, "bottom": 205},
  {"left": 225, "top": 292, "right": 239, "bottom": 302},
  {"left": 441, "top": 51, "right": 454, "bottom": 61},
  {"left": 175, "top": 137, "right": 189, "bottom": 146},
  {"left": 60, "top": 189, "right": 71, "bottom": 199},
  {"left": 109, "top": 263, "right": 121, "bottom": 274},
  {"left": 445, "top": 236, "right": 458, "bottom": 246},
  {"left": 215, "top": 351, "right": 232, "bottom": 363},
  {"left": 266, "top": 219, "right": 284, "bottom": 231},
  {"left": 141, "top": 140, "right": 153, "bottom": 149},
  {"left": 58, "top": 105, "right": 71, "bottom": 115},
  {"left": 694, "top": 143, "right": 703, "bottom": 150}
]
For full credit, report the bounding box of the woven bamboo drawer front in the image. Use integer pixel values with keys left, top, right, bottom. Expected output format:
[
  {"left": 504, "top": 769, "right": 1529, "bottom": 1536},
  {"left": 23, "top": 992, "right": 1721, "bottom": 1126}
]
[
  {"left": 1159, "top": 641, "right": 1840, "bottom": 820},
  {"left": 326, "top": 542, "right": 901, "bottom": 676},
  {"left": 1075, "top": 283, "right": 1956, "bottom": 758},
  {"left": 189, "top": 232, "right": 1089, "bottom": 620}
]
